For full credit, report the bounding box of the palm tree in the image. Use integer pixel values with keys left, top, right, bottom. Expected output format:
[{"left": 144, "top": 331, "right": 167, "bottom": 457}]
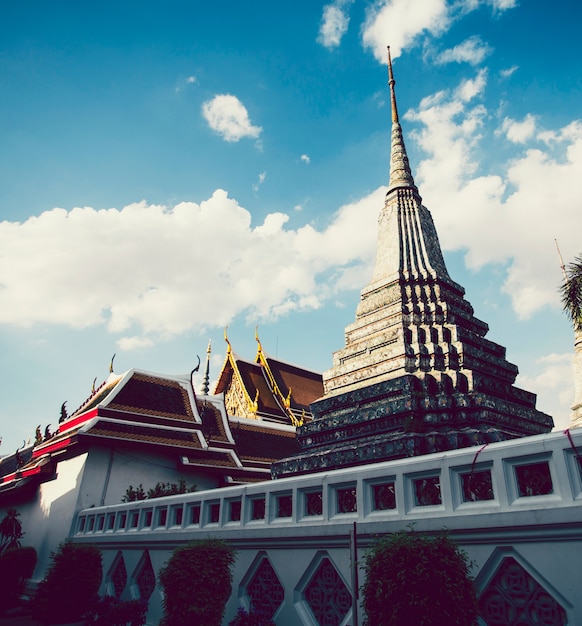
[
  {"left": 561, "top": 254, "right": 582, "bottom": 426},
  {"left": 561, "top": 254, "right": 582, "bottom": 330}
]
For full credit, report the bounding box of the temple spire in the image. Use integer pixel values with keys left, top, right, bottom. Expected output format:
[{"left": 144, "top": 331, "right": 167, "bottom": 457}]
[{"left": 386, "top": 46, "right": 418, "bottom": 195}]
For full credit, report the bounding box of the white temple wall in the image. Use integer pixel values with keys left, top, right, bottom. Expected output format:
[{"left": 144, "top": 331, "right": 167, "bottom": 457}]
[
  {"left": 9, "top": 445, "right": 221, "bottom": 587},
  {"left": 74, "top": 429, "right": 582, "bottom": 625}
]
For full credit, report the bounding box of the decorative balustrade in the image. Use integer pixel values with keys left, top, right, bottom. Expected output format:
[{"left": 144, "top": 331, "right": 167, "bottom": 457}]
[{"left": 75, "top": 429, "right": 582, "bottom": 540}]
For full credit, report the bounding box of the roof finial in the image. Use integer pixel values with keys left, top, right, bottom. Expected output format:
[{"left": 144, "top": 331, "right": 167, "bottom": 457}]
[
  {"left": 387, "top": 46, "right": 399, "bottom": 125},
  {"left": 202, "top": 339, "right": 212, "bottom": 395}
]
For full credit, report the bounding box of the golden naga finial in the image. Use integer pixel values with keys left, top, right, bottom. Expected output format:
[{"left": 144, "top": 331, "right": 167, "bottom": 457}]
[
  {"left": 109, "top": 353, "right": 116, "bottom": 374},
  {"left": 255, "top": 326, "right": 266, "bottom": 362},
  {"left": 284, "top": 388, "right": 292, "bottom": 408},
  {"left": 91, "top": 377, "right": 97, "bottom": 394},
  {"left": 224, "top": 326, "right": 232, "bottom": 354},
  {"left": 251, "top": 388, "right": 259, "bottom": 414}
]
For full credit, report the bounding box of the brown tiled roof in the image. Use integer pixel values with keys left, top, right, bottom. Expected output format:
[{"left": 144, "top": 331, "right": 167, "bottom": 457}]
[
  {"left": 85, "top": 420, "right": 202, "bottom": 449},
  {"left": 236, "top": 360, "right": 287, "bottom": 418},
  {"left": 107, "top": 373, "right": 195, "bottom": 422},
  {"left": 70, "top": 378, "right": 122, "bottom": 417},
  {"left": 0, "top": 447, "right": 34, "bottom": 479},
  {"left": 231, "top": 422, "right": 300, "bottom": 462},
  {"left": 181, "top": 450, "right": 239, "bottom": 468},
  {"left": 265, "top": 357, "right": 323, "bottom": 410},
  {"left": 196, "top": 400, "right": 230, "bottom": 443}
]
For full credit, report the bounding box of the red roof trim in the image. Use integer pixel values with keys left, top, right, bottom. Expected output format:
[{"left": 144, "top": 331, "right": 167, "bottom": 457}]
[
  {"left": 32, "top": 438, "right": 72, "bottom": 459},
  {"left": 57, "top": 409, "right": 98, "bottom": 434}
]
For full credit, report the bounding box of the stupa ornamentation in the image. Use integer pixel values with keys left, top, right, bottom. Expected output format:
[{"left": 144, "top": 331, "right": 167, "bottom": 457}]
[{"left": 272, "top": 48, "right": 553, "bottom": 478}]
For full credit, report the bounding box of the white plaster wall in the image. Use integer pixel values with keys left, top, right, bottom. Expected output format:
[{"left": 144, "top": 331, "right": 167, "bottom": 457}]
[
  {"left": 9, "top": 445, "right": 221, "bottom": 585},
  {"left": 20, "top": 453, "right": 89, "bottom": 583},
  {"left": 82, "top": 446, "right": 217, "bottom": 507}
]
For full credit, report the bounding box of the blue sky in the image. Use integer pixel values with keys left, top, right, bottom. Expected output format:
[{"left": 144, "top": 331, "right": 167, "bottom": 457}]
[{"left": 1, "top": 0, "right": 581, "bottom": 453}]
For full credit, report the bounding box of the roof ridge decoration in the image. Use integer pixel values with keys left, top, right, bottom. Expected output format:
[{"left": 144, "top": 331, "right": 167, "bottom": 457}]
[
  {"left": 222, "top": 327, "right": 259, "bottom": 418},
  {"left": 255, "top": 328, "right": 303, "bottom": 427}
]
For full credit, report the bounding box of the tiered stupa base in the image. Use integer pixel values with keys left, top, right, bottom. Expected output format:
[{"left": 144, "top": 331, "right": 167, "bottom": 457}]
[{"left": 272, "top": 375, "right": 553, "bottom": 478}]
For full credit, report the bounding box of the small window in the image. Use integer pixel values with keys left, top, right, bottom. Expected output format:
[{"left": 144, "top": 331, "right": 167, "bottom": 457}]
[
  {"left": 276, "top": 494, "right": 293, "bottom": 518},
  {"left": 229, "top": 500, "right": 242, "bottom": 522},
  {"left": 79, "top": 517, "right": 86, "bottom": 532},
  {"left": 250, "top": 497, "right": 266, "bottom": 521},
  {"left": 461, "top": 470, "right": 494, "bottom": 502},
  {"left": 118, "top": 513, "right": 127, "bottom": 529},
  {"left": 172, "top": 506, "right": 183, "bottom": 526},
  {"left": 107, "top": 514, "right": 116, "bottom": 531},
  {"left": 413, "top": 476, "right": 442, "bottom": 506},
  {"left": 142, "top": 510, "right": 153, "bottom": 528},
  {"left": 305, "top": 490, "right": 323, "bottom": 516},
  {"left": 515, "top": 462, "right": 553, "bottom": 497},
  {"left": 372, "top": 482, "right": 396, "bottom": 511},
  {"left": 88, "top": 516, "right": 95, "bottom": 531},
  {"left": 336, "top": 486, "right": 357, "bottom": 514},
  {"left": 189, "top": 503, "right": 201, "bottom": 525},
  {"left": 130, "top": 511, "right": 139, "bottom": 529},
  {"left": 208, "top": 502, "right": 220, "bottom": 524},
  {"left": 96, "top": 515, "right": 105, "bottom": 531},
  {"left": 157, "top": 509, "right": 167, "bottom": 527}
]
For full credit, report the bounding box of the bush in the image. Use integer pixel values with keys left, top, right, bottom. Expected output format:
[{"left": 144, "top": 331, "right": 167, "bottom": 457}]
[
  {"left": 228, "top": 606, "right": 276, "bottom": 626},
  {"left": 122, "top": 479, "right": 197, "bottom": 502},
  {"left": 31, "top": 541, "right": 102, "bottom": 624},
  {"left": 361, "top": 530, "right": 478, "bottom": 626},
  {"left": 159, "top": 539, "right": 235, "bottom": 626},
  {"left": 0, "top": 546, "right": 37, "bottom": 610},
  {"left": 0, "top": 508, "right": 24, "bottom": 553},
  {"left": 83, "top": 595, "right": 147, "bottom": 626}
]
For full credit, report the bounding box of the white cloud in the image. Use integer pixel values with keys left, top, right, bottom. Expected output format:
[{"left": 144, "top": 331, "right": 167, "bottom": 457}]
[
  {"left": 300, "top": 154, "right": 311, "bottom": 164},
  {"left": 490, "top": 0, "right": 517, "bottom": 11},
  {"left": 317, "top": 0, "right": 354, "bottom": 49},
  {"left": 500, "top": 65, "right": 518, "bottom": 79},
  {"left": 175, "top": 75, "right": 198, "bottom": 93},
  {"left": 404, "top": 74, "right": 582, "bottom": 321},
  {"left": 253, "top": 171, "right": 267, "bottom": 191},
  {"left": 517, "top": 352, "right": 574, "bottom": 431},
  {"left": 0, "top": 189, "right": 382, "bottom": 345},
  {"left": 455, "top": 69, "right": 487, "bottom": 101},
  {"left": 436, "top": 36, "right": 492, "bottom": 66},
  {"left": 117, "top": 336, "right": 155, "bottom": 351},
  {"left": 362, "top": 1, "right": 517, "bottom": 62},
  {"left": 201, "top": 94, "right": 262, "bottom": 142},
  {"left": 362, "top": 0, "right": 450, "bottom": 62},
  {"left": 498, "top": 114, "right": 537, "bottom": 144}
]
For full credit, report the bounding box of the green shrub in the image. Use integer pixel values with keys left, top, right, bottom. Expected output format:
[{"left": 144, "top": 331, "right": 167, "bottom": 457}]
[
  {"left": 0, "top": 546, "right": 37, "bottom": 610},
  {"left": 84, "top": 595, "right": 147, "bottom": 626},
  {"left": 361, "top": 530, "right": 478, "bottom": 626},
  {"left": 31, "top": 541, "right": 102, "bottom": 624},
  {"left": 159, "top": 539, "right": 235, "bottom": 626}
]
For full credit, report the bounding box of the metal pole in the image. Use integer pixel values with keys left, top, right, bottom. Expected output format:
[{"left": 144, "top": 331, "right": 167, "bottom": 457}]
[{"left": 350, "top": 521, "right": 359, "bottom": 626}]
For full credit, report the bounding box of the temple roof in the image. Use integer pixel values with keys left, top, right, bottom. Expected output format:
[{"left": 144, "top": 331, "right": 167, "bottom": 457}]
[
  {"left": 0, "top": 364, "right": 300, "bottom": 499},
  {"left": 214, "top": 331, "right": 323, "bottom": 425}
]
